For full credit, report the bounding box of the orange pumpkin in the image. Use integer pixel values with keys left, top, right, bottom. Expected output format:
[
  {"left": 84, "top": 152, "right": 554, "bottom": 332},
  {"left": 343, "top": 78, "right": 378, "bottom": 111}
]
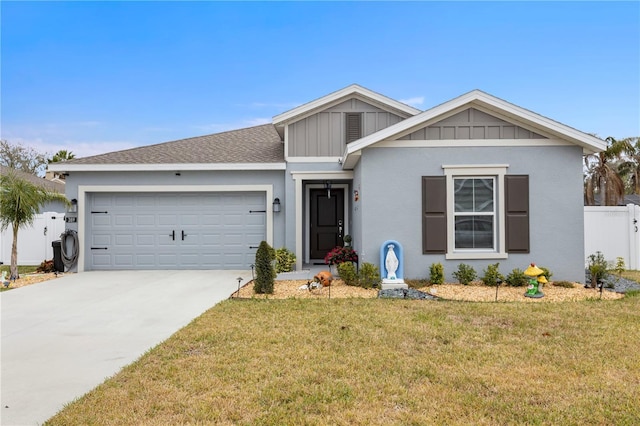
[{"left": 313, "top": 270, "right": 333, "bottom": 287}]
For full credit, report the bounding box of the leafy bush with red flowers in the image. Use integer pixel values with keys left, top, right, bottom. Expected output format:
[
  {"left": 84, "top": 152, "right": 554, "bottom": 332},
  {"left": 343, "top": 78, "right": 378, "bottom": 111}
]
[{"left": 324, "top": 246, "right": 358, "bottom": 266}]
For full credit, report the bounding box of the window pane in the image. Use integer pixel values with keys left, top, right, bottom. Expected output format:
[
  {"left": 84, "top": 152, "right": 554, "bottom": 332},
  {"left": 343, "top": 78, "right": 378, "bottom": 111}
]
[
  {"left": 474, "top": 178, "right": 494, "bottom": 212},
  {"left": 455, "top": 216, "right": 494, "bottom": 249},
  {"left": 454, "top": 179, "right": 474, "bottom": 212}
]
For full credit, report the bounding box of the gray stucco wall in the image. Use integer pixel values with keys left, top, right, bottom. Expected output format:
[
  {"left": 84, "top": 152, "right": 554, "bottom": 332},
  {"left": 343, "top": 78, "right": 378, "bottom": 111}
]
[
  {"left": 356, "top": 144, "right": 585, "bottom": 283},
  {"left": 288, "top": 99, "right": 405, "bottom": 157}
]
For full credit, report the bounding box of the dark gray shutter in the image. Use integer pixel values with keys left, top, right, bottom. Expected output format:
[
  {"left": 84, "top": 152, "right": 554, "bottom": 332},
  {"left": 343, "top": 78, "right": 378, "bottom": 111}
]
[
  {"left": 345, "top": 113, "right": 362, "bottom": 143},
  {"left": 505, "top": 175, "right": 529, "bottom": 253},
  {"left": 422, "top": 176, "right": 447, "bottom": 254}
]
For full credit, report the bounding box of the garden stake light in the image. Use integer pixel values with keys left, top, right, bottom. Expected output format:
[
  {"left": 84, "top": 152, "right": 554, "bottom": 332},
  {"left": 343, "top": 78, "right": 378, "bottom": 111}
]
[
  {"left": 495, "top": 278, "right": 503, "bottom": 302},
  {"left": 598, "top": 277, "right": 604, "bottom": 299},
  {"left": 235, "top": 277, "right": 243, "bottom": 298}
]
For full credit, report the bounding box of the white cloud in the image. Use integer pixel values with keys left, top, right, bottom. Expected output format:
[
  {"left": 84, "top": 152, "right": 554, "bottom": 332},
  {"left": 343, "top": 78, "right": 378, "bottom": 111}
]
[
  {"left": 399, "top": 96, "right": 425, "bottom": 107},
  {"left": 9, "top": 136, "right": 137, "bottom": 159}
]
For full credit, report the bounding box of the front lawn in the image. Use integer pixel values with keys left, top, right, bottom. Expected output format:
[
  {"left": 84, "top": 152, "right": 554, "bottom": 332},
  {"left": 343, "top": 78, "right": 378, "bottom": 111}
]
[{"left": 47, "top": 295, "right": 640, "bottom": 425}]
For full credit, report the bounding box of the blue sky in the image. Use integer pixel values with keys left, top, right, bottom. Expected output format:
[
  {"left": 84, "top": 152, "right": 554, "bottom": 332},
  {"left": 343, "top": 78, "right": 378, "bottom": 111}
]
[{"left": 2, "top": 1, "right": 639, "bottom": 159}]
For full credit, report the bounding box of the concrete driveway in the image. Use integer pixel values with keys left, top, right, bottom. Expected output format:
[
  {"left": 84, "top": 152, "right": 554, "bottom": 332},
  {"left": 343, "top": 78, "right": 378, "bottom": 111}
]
[{"left": 1, "top": 270, "right": 250, "bottom": 426}]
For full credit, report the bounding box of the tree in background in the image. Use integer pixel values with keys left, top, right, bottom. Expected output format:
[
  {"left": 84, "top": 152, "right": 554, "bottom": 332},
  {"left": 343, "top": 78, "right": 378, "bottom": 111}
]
[
  {"left": 615, "top": 137, "right": 640, "bottom": 194},
  {"left": 0, "top": 140, "right": 48, "bottom": 176},
  {"left": 0, "top": 171, "right": 69, "bottom": 279},
  {"left": 584, "top": 136, "right": 632, "bottom": 206},
  {"left": 48, "top": 150, "right": 76, "bottom": 163}
]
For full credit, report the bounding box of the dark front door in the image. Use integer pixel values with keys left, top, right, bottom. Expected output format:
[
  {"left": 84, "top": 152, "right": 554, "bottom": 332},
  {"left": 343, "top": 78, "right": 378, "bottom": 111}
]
[{"left": 310, "top": 188, "right": 344, "bottom": 260}]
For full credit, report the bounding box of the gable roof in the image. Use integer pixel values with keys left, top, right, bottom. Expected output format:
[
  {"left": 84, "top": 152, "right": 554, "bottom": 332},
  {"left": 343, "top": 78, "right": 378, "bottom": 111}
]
[
  {"left": 342, "top": 89, "right": 607, "bottom": 168},
  {"left": 48, "top": 124, "right": 285, "bottom": 172},
  {"left": 0, "top": 165, "right": 65, "bottom": 193},
  {"left": 272, "top": 84, "right": 422, "bottom": 127}
]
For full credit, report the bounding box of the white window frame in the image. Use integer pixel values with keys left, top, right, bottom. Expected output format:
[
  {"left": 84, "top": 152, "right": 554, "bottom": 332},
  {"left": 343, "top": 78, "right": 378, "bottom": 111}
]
[{"left": 443, "top": 164, "right": 508, "bottom": 260}]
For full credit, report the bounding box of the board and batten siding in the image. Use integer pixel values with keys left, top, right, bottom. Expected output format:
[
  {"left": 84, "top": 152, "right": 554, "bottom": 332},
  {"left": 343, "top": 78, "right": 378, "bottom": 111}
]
[
  {"left": 398, "top": 108, "right": 548, "bottom": 141},
  {"left": 288, "top": 98, "right": 405, "bottom": 157}
]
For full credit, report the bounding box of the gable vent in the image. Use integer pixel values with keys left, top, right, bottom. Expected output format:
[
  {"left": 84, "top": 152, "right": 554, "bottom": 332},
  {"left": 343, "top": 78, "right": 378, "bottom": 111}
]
[{"left": 345, "top": 113, "right": 362, "bottom": 143}]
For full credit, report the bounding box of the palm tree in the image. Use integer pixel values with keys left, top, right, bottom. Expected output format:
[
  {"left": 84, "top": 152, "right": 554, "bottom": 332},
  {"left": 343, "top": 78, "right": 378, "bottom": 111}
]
[
  {"left": 48, "top": 149, "right": 76, "bottom": 163},
  {"left": 615, "top": 137, "right": 640, "bottom": 194},
  {"left": 584, "top": 137, "right": 632, "bottom": 206},
  {"left": 0, "top": 171, "right": 69, "bottom": 279}
]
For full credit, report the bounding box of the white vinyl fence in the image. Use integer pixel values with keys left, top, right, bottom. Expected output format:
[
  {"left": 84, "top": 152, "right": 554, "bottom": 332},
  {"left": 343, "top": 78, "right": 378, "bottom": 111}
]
[
  {"left": 0, "top": 212, "right": 66, "bottom": 266},
  {"left": 584, "top": 204, "right": 640, "bottom": 270}
]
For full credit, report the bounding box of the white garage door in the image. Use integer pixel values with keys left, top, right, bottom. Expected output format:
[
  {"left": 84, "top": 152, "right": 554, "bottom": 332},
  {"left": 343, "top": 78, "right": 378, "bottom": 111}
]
[{"left": 87, "top": 192, "right": 266, "bottom": 270}]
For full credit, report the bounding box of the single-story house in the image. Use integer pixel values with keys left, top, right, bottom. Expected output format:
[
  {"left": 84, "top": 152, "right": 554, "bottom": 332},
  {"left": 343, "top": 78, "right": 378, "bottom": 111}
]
[{"left": 48, "top": 84, "right": 605, "bottom": 281}]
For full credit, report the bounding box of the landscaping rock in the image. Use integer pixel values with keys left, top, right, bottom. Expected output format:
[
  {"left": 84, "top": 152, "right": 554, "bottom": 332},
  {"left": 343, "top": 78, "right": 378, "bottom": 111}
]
[
  {"left": 378, "top": 288, "right": 438, "bottom": 300},
  {"left": 585, "top": 270, "right": 640, "bottom": 293}
]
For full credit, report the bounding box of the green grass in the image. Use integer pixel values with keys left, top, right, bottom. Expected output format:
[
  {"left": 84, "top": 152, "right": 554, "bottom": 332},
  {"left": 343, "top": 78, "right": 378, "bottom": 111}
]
[
  {"left": 619, "top": 270, "right": 640, "bottom": 283},
  {"left": 0, "top": 264, "right": 39, "bottom": 275},
  {"left": 46, "top": 294, "right": 640, "bottom": 425},
  {"left": 0, "top": 264, "right": 38, "bottom": 291}
]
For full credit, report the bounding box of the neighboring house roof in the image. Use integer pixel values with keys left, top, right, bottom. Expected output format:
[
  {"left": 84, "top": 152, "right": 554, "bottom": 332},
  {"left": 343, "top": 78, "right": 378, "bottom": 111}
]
[
  {"left": 342, "top": 89, "right": 607, "bottom": 168},
  {"left": 272, "top": 84, "right": 422, "bottom": 128},
  {"left": 48, "top": 124, "right": 285, "bottom": 172},
  {"left": 590, "top": 194, "right": 640, "bottom": 206},
  {"left": 0, "top": 165, "right": 65, "bottom": 193}
]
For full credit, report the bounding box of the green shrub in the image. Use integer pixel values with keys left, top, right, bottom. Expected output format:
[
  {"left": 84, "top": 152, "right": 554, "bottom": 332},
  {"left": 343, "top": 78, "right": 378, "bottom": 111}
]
[
  {"left": 359, "top": 262, "right": 381, "bottom": 289},
  {"left": 254, "top": 241, "right": 276, "bottom": 294},
  {"left": 553, "top": 280, "right": 575, "bottom": 288},
  {"left": 453, "top": 263, "right": 476, "bottom": 285},
  {"left": 481, "top": 263, "right": 505, "bottom": 287},
  {"left": 505, "top": 268, "right": 528, "bottom": 287},
  {"left": 614, "top": 257, "right": 625, "bottom": 276},
  {"left": 429, "top": 262, "right": 444, "bottom": 285},
  {"left": 539, "top": 266, "right": 553, "bottom": 281},
  {"left": 274, "top": 247, "right": 296, "bottom": 273},
  {"left": 337, "top": 262, "right": 358, "bottom": 286},
  {"left": 587, "top": 251, "right": 608, "bottom": 288}
]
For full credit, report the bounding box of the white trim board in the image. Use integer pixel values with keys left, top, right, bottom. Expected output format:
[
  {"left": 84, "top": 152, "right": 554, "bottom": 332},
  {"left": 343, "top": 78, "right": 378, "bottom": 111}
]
[
  {"left": 48, "top": 163, "right": 287, "bottom": 173},
  {"left": 76, "top": 184, "right": 273, "bottom": 272},
  {"left": 374, "top": 138, "right": 572, "bottom": 149},
  {"left": 273, "top": 84, "right": 421, "bottom": 126},
  {"left": 304, "top": 184, "right": 350, "bottom": 264},
  {"left": 442, "top": 165, "right": 508, "bottom": 260},
  {"left": 290, "top": 171, "right": 354, "bottom": 270}
]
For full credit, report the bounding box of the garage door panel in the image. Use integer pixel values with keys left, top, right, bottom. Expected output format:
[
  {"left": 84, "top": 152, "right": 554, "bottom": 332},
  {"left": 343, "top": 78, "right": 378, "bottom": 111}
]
[
  {"left": 88, "top": 191, "right": 266, "bottom": 270},
  {"left": 115, "top": 195, "right": 134, "bottom": 207},
  {"left": 158, "top": 214, "right": 178, "bottom": 226},
  {"left": 135, "top": 254, "right": 156, "bottom": 267},
  {"left": 114, "top": 215, "right": 134, "bottom": 226},
  {"left": 134, "top": 233, "right": 157, "bottom": 246},
  {"left": 92, "top": 216, "right": 111, "bottom": 227},
  {"left": 202, "top": 214, "right": 222, "bottom": 225},
  {"left": 181, "top": 215, "right": 199, "bottom": 226},
  {"left": 158, "top": 254, "right": 179, "bottom": 267},
  {"left": 114, "top": 234, "right": 134, "bottom": 246},
  {"left": 92, "top": 253, "right": 111, "bottom": 266},
  {"left": 136, "top": 215, "right": 156, "bottom": 226},
  {"left": 114, "top": 254, "right": 134, "bottom": 267},
  {"left": 92, "top": 234, "right": 111, "bottom": 246}
]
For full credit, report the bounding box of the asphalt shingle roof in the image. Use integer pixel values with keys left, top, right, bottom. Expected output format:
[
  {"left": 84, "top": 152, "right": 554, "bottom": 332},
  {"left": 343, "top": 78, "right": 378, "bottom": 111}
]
[
  {"left": 66, "top": 124, "right": 284, "bottom": 165},
  {"left": 0, "top": 165, "right": 65, "bottom": 193}
]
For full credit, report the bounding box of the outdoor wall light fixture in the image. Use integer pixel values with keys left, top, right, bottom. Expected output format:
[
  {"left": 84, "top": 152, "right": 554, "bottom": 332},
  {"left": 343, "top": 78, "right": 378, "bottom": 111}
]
[
  {"left": 69, "top": 198, "right": 78, "bottom": 213},
  {"left": 324, "top": 180, "right": 332, "bottom": 198},
  {"left": 273, "top": 198, "right": 281, "bottom": 213}
]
